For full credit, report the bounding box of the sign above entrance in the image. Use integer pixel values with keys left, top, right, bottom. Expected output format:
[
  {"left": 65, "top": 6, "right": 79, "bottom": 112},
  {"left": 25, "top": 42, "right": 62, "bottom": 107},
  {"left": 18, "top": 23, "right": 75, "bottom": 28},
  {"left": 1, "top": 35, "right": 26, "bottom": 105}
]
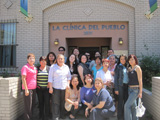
[{"left": 52, "top": 24, "right": 126, "bottom": 31}]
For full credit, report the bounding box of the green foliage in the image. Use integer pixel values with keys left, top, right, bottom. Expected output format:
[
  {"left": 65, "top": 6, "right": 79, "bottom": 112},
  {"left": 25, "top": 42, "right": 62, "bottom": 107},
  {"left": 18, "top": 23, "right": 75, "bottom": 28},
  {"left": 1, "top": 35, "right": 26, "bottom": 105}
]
[
  {"left": 139, "top": 54, "right": 160, "bottom": 89},
  {"left": 1, "top": 68, "right": 21, "bottom": 78}
]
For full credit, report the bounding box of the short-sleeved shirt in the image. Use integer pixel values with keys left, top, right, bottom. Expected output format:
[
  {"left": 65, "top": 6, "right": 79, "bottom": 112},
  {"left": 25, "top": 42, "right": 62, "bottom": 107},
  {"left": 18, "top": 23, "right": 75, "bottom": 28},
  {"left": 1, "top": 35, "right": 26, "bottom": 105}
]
[
  {"left": 91, "top": 65, "right": 103, "bottom": 81},
  {"left": 93, "top": 88, "right": 115, "bottom": 111},
  {"left": 21, "top": 63, "right": 37, "bottom": 90},
  {"left": 96, "top": 69, "right": 113, "bottom": 88},
  {"left": 37, "top": 66, "right": 48, "bottom": 88},
  {"left": 48, "top": 64, "right": 71, "bottom": 90}
]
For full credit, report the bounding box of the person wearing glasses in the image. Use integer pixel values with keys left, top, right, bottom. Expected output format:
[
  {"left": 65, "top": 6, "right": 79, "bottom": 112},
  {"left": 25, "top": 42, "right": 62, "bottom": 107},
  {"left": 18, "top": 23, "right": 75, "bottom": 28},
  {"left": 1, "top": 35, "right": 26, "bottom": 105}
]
[{"left": 58, "top": 46, "right": 67, "bottom": 63}]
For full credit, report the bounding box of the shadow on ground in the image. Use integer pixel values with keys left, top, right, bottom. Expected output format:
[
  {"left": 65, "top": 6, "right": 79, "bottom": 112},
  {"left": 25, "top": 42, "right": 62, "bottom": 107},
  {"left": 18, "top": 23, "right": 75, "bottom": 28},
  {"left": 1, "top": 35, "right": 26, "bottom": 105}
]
[{"left": 17, "top": 103, "right": 153, "bottom": 120}]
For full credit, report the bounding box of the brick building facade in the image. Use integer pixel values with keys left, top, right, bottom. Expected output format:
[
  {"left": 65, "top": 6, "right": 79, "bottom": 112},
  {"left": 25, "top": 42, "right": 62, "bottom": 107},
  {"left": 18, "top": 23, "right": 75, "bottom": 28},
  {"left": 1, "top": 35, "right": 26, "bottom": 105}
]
[{"left": 0, "top": 0, "right": 160, "bottom": 71}]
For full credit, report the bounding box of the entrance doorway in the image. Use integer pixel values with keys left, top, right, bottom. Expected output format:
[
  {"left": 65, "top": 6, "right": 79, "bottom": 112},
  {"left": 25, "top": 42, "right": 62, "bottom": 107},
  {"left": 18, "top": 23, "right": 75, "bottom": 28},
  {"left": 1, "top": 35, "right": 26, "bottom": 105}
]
[
  {"left": 67, "top": 38, "right": 111, "bottom": 58},
  {"left": 79, "top": 47, "right": 99, "bottom": 59}
]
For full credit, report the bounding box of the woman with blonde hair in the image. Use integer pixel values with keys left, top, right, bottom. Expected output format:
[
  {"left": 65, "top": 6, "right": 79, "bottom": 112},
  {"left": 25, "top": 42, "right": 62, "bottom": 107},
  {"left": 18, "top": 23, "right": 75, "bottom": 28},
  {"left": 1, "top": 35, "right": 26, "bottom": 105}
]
[{"left": 85, "top": 78, "right": 115, "bottom": 120}]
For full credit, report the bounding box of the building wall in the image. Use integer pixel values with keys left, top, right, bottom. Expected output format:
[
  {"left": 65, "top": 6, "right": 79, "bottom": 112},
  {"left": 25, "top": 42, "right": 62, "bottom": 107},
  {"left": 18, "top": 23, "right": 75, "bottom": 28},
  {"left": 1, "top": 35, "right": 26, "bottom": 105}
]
[
  {"left": 43, "top": 0, "right": 135, "bottom": 56},
  {"left": 0, "top": 77, "right": 24, "bottom": 120},
  {"left": 0, "top": 0, "right": 160, "bottom": 71},
  {"left": 142, "top": 77, "right": 160, "bottom": 120},
  {"left": 50, "top": 22, "right": 128, "bottom": 56}
]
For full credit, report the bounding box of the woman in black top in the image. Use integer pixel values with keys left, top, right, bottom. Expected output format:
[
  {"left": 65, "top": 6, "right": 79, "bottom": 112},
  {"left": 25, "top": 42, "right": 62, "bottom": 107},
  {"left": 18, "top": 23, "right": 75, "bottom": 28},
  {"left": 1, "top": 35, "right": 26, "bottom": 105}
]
[
  {"left": 66, "top": 54, "right": 78, "bottom": 76},
  {"left": 124, "top": 55, "right": 143, "bottom": 120},
  {"left": 46, "top": 52, "right": 56, "bottom": 66},
  {"left": 46, "top": 52, "right": 56, "bottom": 119},
  {"left": 72, "top": 48, "right": 80, "bottom": 63},
  {"left": 77, "top": 54, "right": 91, "bottom": 87}
]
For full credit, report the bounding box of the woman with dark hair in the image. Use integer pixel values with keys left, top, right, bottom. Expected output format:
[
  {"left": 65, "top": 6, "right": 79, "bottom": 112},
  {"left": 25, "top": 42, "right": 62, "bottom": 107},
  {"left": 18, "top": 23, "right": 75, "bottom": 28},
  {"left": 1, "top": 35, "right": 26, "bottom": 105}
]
[
  {"left": 46, "top": 52, "right": 56, "bottom": 119},
  {"left": 91, "top": 56, "right": 103, "bottom": 82},
  {"left": 65, "top": 76, "right": 81, "bottom": 120},
  {"left": 72, "top": 48, "right": 80, "bottom": 63},
  {"left": 114, "top": 54, "right": 129, "bottom": 120},
  {"left": 66, "top": 54, "right": 78, "bottom": 76},
  {"left": 124, "top": 55, "right": 143, "bottom": 120},
  {"left": 77, "top": 54, "right": 91, "bottom": 87},
  {"left": 36, "top": 56, "right": 50, "bottom": 120},
  {"left": 46, "top": 52, "right": 56, "bottom": 67},
  {"left": 80, "top": 74, "right": 95, "bottom": 117}
]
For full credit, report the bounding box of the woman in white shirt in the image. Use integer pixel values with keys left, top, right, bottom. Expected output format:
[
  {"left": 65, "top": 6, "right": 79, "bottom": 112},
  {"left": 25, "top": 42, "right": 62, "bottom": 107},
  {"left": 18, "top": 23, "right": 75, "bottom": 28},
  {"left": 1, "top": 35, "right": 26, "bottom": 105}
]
[{"left": 96, "top": 59, "right": 113, "bottom": 89}]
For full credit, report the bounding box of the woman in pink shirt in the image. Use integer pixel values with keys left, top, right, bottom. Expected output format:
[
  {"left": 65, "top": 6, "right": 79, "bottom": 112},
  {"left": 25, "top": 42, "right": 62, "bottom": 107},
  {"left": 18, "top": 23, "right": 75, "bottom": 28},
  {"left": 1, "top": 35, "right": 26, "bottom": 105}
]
[{"left": 21, "top": 53, "right": 37, "bottom": 120}]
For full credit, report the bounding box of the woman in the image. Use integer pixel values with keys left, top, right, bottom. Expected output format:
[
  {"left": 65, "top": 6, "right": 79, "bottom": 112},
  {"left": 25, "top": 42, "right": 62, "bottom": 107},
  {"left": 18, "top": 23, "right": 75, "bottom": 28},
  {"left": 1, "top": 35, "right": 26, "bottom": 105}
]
[
  {"left": 46, "top": 52, "right": 56, "bottom": 67},
  {"left": 66, "top": 54, "right": 78, "bottom": 76},
  {"left": 96, "top": 59, "right": 113, "bottom": 89},
  {"left": 124, "top": 55, "right": 143, "bottom": 120},
  {"left": 86, "top": 78, "right": 115, "bottom": 120},
  {"left": 114, "top": 54, "right": 129, "bottom": 120},
  {"left": 89, "top": 52, "right": 101, "bottom": 71},
  {"left": 80, "top": 74, "right": 95, "bottom": 117},
  {"left": 46, "top": 52, "right": 56, "bottom": 119},
  {"left": 21, "top": 53, "right": 37, "bottom": 120},
  {"left": 65, "top": 76, "right": 81, "bottom": 120},
  {"left": 72, "top": 48, "right": 80, "bottom": 63},
  {"left": 48, "top": 54, "right": 71, "bottom": 120},
  {"left": 77, "top": 54, "right": 91, "bottom": 87},
  {"left": 91, "top": 56, "right": 103, "bottom": 82},
  {"left": 36, "top": 56, "right": 49, "bottom": 120}
]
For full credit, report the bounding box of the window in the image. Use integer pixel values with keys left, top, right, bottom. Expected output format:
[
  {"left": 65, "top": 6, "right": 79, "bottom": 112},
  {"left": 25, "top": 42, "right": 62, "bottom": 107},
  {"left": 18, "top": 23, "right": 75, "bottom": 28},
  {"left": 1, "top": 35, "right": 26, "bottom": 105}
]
[{"left": 0, "top": 20, "right": 17, "bottom": 67}]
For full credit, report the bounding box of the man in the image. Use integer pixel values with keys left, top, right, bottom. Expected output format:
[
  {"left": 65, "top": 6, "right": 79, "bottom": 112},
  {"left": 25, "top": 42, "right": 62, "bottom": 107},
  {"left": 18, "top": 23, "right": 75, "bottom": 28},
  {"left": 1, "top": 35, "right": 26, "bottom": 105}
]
[
  {"left": 58, "top": 46, "right": 67, "bottom": 63},
  {"left": 107, "top": 49, "right": 114, "bottom": 59},
  {"left": 85, "top": 52, "right": 91, "bottom": 68},
  {"left": 48, "top": 54, "right": 71, "bottom": 120},
  {"left": 21, "top": 53, "right": 37, "bottom": 120}
]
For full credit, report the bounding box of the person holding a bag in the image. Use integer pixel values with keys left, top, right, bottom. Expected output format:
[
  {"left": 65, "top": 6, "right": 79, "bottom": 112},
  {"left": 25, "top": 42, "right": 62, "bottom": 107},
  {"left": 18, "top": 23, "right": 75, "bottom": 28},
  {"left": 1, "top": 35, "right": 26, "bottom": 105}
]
[
  {"left": 65, "top": 76, "right": 81, "bottom": 120},
  {"left": 124, "top": 55, "right": 143, "bottom": 120}
]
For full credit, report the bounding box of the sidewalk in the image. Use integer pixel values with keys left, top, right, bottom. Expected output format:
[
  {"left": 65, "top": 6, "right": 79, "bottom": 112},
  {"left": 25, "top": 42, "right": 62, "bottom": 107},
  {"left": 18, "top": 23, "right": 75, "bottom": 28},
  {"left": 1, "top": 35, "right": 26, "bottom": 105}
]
[
  {"left": 17, "top": 103, "right": 117, "bottom": 120},
  {"left": 17, "top": 103, "right": 152, "bottom": 120}
]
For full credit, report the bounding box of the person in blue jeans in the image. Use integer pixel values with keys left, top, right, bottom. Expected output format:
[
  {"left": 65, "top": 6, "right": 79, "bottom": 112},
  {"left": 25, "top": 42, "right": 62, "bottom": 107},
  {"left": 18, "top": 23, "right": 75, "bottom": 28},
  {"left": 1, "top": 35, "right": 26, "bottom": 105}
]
[
  {"left": 114, "top": 54, "right": 129, "bottom": 120},
  {"left": 124, "top": 55, "right": 143, "bottom": 120}
]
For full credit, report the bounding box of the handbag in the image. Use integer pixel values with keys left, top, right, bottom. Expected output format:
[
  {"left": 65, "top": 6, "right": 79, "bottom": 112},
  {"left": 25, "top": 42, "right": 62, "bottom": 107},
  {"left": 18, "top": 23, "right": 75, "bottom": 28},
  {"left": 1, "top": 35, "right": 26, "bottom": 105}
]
[{"left": 135, "top": 98, "right": 146, "bottom": 117}]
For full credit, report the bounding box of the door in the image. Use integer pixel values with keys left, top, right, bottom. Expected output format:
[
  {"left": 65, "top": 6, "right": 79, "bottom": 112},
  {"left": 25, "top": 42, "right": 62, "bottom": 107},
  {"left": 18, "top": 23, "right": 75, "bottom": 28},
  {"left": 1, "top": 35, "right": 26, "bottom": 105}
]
[{"left": 79, "top": 47, "right": 99, "bottom": 60}]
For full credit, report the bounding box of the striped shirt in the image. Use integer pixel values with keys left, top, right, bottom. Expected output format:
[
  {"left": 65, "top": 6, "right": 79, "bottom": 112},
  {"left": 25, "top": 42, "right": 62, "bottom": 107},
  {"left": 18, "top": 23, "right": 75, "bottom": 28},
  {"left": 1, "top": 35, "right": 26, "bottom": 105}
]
[{"left": 37, "top": 67, "right": 48, "bottom": 88}]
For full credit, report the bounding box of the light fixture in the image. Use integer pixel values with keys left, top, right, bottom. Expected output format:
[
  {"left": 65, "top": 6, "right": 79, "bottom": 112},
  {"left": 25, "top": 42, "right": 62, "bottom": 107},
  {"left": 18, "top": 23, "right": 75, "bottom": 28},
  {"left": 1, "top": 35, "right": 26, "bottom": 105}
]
[
  {"left": 119, "top": 38, "right": 123, "bottom": 45},
  {"left": 54, "top": 38, "right": 59, "bottom": 45}
]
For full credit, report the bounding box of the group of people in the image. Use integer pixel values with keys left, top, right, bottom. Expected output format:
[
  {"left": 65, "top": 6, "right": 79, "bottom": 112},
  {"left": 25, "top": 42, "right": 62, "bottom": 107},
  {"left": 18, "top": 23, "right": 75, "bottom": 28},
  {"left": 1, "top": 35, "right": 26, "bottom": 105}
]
[{"left": 21, "top": 47, "right": 143, "bottom": 120}]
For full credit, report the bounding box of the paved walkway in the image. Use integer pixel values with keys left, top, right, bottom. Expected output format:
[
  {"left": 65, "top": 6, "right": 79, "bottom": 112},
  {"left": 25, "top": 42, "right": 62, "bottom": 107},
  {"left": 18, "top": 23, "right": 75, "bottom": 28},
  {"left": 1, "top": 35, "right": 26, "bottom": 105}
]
[
  {"left": 17, "top": 102, "right": 151, "bottom": 120},
  {"left": 17, "top": 103, "right": 117, "bottom": 120}
]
